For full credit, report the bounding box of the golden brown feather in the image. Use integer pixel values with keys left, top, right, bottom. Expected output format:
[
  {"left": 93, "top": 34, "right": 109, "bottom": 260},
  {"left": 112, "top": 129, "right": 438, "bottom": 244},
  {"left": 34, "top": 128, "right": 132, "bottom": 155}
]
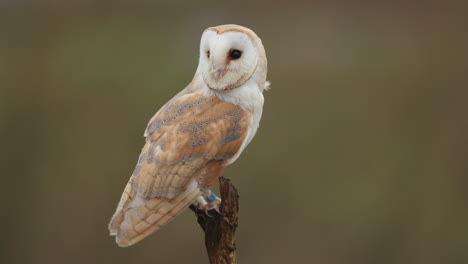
[{"left": 109, "top": 87, "right": 252, "bottom": 247}]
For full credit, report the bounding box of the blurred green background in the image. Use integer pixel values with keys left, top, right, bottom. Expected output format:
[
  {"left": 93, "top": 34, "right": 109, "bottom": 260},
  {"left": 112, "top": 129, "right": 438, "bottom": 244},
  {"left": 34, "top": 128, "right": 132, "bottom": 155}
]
[{"left": 2, "top": 1, "right": 468, "bottom": 264}]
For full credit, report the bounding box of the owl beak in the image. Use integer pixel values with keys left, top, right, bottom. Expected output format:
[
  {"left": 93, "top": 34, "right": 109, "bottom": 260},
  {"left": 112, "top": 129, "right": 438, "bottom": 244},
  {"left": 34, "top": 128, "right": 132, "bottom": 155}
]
[
  {"left": 214, "top": 68, "right": 226, "bottom": 81},
  {"left": 210, "top": 48, "right": 227, "bottom": 81}
]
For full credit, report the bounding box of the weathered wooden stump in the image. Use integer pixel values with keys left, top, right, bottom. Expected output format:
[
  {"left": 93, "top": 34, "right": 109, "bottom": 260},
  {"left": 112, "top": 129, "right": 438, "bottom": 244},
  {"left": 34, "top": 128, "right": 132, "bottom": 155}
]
[{"left": 189, "top": 177, "right": 239, "bottom": 264}]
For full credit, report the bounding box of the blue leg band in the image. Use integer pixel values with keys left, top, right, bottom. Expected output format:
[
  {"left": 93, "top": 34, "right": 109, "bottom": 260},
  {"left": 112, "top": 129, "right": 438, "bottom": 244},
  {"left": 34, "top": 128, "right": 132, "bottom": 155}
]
[{"left": 207, "top": 193, "right": 216, "bottom": 203}]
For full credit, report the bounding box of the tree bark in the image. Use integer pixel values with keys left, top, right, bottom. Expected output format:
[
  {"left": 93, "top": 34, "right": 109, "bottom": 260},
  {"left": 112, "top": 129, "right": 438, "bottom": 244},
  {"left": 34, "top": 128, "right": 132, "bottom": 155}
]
[{"left": 189, "top": 177, "right": 239, "bottom": 264}]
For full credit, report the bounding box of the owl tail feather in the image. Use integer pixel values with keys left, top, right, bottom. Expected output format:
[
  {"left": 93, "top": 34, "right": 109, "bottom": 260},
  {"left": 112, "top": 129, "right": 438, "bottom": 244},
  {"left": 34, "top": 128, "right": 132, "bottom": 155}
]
[
  {"left": 109, "top": 179, "right": 201, "bottom": 247},
  {"left": 109, "top": 180, "right": 135, "bottom": 236}
]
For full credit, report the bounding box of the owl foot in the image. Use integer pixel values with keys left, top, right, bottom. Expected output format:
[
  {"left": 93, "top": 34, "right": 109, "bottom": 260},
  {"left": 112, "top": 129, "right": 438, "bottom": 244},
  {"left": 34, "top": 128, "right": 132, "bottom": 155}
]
[
  {"left": 196, "top": 193, "right": 221, "bottom": 217},
  {"left": 206, "top": 193, "right": 222, "bottom": 215}
]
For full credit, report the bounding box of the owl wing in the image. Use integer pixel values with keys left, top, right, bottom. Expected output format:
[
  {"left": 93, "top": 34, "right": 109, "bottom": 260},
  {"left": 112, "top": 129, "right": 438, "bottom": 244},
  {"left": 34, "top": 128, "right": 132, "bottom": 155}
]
[{"left": 109, "top": 91, "right": 252, "bottom": 247}]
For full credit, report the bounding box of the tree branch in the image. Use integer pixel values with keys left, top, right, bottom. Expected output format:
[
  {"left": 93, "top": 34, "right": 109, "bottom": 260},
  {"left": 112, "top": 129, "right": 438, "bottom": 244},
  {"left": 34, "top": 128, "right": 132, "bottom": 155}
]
[{"left": 189, "top": 177, "right": 239, "bottom": 264}]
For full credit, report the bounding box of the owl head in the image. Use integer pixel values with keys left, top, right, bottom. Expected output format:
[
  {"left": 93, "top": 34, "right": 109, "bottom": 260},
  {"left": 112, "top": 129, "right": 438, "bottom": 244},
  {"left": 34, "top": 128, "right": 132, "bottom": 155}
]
[{"left": 197, "top": 24, "right": 267, "bottom": 91}]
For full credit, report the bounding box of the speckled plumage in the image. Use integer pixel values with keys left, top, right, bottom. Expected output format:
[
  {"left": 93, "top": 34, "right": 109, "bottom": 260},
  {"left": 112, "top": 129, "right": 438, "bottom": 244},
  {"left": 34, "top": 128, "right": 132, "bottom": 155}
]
[{"left": 109, "top": 24, "right": 268, "bottom": 247}]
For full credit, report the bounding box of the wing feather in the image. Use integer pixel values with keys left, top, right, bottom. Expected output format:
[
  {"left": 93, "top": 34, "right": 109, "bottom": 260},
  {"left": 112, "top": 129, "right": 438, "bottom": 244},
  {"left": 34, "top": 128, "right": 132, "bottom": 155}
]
[
  {"left": 109, "top": 90, "right": 252, "bottom": 246},
  {"left": 115, "top": 178, "right": 201, "bottom": 247}
]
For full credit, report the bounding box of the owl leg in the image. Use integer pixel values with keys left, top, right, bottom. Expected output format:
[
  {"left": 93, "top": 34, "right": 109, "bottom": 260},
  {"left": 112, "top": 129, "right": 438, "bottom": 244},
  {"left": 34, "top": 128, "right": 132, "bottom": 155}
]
[
  {"left": 195, "top": 196, "right": 214, "bottom": 217},
  {"left": 204, "top": 192, "right": 221, "bottom": 215},
  {"left": 195, "top": 192, "right": 221, "bottom": 216},
  {"left": 206, "top": 193, "right": 222, "bottom": 212},
  {"left": 196, "top": 195, "right": 208, "bottom": 208}
]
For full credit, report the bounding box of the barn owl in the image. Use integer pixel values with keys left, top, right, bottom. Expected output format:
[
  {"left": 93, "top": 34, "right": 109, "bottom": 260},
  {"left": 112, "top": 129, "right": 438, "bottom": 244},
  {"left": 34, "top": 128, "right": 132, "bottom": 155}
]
[{"left": 108, "top": 24, "right": 269, "bottom": 247}]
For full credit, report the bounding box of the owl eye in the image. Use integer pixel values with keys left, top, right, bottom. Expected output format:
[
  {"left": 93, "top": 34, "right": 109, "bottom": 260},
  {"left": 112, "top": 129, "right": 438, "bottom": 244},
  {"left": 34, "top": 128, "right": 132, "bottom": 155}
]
[
  {"left": 206, "top": 51, "right": 210, "bottom": 58},
  {"left": 229, "top": 49, "right": 242, "bottom": 60}
]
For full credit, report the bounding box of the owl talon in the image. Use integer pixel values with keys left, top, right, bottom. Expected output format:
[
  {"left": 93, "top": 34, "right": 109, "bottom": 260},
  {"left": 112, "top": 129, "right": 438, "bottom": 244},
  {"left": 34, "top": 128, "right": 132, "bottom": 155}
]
[
  {"left": 203, "top": 202, "right": 220, "bottom": 217},
  {"left": 205, "top": 209, "right": 213, "bottom": 217}
]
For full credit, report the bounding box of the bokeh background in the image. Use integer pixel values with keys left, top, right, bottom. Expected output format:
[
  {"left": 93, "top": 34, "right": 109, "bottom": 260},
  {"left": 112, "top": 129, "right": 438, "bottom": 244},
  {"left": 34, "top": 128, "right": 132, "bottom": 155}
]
[{"left": 2, "top": 1, "right": 467, "bottom": 263}]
